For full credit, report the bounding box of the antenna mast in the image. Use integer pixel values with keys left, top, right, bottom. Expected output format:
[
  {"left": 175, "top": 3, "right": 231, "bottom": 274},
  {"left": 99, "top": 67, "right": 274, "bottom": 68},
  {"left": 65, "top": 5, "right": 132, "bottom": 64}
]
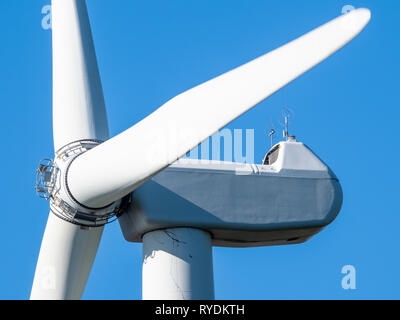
[
  {"left": 281, "top": 107, "right": 295, "bottom": 141},
  {"left": 268, "top": 129, "right": 275, "bottom": 148}
]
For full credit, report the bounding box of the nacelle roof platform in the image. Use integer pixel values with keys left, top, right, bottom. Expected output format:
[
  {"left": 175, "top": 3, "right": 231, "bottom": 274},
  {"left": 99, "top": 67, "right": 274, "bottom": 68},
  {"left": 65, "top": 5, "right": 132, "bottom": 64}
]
[{"left": 119, "top": 140, "right": 343, "bottom": 247}]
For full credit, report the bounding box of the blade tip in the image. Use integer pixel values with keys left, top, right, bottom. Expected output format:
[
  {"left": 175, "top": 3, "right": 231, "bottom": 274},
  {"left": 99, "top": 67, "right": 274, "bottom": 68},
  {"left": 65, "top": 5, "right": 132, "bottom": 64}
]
[{"left": 355, "top": 8, "right": 372, "bottom": 24}]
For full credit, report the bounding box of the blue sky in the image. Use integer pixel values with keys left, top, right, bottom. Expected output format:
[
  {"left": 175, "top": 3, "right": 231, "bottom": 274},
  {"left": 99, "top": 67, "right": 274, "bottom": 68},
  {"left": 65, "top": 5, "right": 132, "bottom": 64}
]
[{"left": 0, "top": 0, "right": 399, "bottom": 299}]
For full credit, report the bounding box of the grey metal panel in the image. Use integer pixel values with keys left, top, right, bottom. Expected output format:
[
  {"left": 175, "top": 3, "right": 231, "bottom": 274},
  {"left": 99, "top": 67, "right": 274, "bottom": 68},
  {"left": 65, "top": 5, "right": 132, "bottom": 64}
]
[{"left": 119, "top": 162, "right": 342, "bottom": 248}]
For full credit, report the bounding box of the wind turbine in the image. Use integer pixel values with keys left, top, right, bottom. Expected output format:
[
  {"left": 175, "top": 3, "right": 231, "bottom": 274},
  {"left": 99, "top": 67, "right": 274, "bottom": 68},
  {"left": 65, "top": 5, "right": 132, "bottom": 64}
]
[{"left": 31, "top": 0, "right": 370, "bottom": 300}]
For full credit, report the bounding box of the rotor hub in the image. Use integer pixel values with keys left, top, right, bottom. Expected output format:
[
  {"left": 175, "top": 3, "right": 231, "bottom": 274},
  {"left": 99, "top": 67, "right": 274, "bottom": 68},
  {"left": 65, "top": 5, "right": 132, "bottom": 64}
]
[{"left": 35, "top": 140, "right": 128, "bottom": 227}]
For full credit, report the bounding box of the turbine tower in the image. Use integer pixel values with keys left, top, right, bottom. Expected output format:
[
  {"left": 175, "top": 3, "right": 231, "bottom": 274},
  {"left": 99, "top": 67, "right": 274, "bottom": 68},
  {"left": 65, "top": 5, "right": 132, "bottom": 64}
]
[{"left": 31, "top": 0, "right": 370, "bottom": 300}]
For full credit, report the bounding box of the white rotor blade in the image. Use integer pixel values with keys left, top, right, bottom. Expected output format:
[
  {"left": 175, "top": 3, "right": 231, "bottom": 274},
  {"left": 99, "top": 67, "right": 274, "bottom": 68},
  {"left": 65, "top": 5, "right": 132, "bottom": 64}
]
[
  {"left": 52, "top": 0, "right": 109, "bottom": 150},
  {"left": 67, "top": 8, "right": 371, "bottom": 208},
  {"left": 32, "top": 0, "right": 109, "bottom": 299},
  {"left": 31, "top": 213, "right": 103, "bottom": 300}
]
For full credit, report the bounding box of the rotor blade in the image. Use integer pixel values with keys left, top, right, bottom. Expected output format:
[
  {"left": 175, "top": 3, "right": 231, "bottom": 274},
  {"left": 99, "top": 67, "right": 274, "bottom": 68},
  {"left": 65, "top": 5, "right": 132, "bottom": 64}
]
[
  {"left": 52, "top": 0, "right": 109, "bottom": 151},
  {"left": 67, "top": 8, "right": 371, "bottom": 208},
  {"left": 31, "top": 212, "right": 103, "bottom": 300},
  {"left": 30, "top": 0, "right": 109, "bottom": 300}
]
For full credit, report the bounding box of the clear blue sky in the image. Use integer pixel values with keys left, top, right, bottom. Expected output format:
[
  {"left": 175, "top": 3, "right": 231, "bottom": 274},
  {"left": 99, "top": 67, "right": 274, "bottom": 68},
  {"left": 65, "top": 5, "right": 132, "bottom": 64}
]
[{"left": 1, "top": 0, "right": 399, "bottom": 300}]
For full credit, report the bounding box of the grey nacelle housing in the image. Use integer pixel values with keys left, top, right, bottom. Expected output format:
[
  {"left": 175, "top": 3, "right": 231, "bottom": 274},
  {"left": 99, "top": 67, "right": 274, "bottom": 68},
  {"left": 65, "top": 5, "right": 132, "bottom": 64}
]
[{"left": 119, "top": 140, "right": 343, "bottom": 247}]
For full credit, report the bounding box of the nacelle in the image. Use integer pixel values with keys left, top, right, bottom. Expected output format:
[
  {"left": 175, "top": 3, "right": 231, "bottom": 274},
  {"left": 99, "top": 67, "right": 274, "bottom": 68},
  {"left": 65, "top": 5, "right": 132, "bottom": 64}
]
[{"left": 119, "top": 139, "right": 342, "bottom": 247}]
